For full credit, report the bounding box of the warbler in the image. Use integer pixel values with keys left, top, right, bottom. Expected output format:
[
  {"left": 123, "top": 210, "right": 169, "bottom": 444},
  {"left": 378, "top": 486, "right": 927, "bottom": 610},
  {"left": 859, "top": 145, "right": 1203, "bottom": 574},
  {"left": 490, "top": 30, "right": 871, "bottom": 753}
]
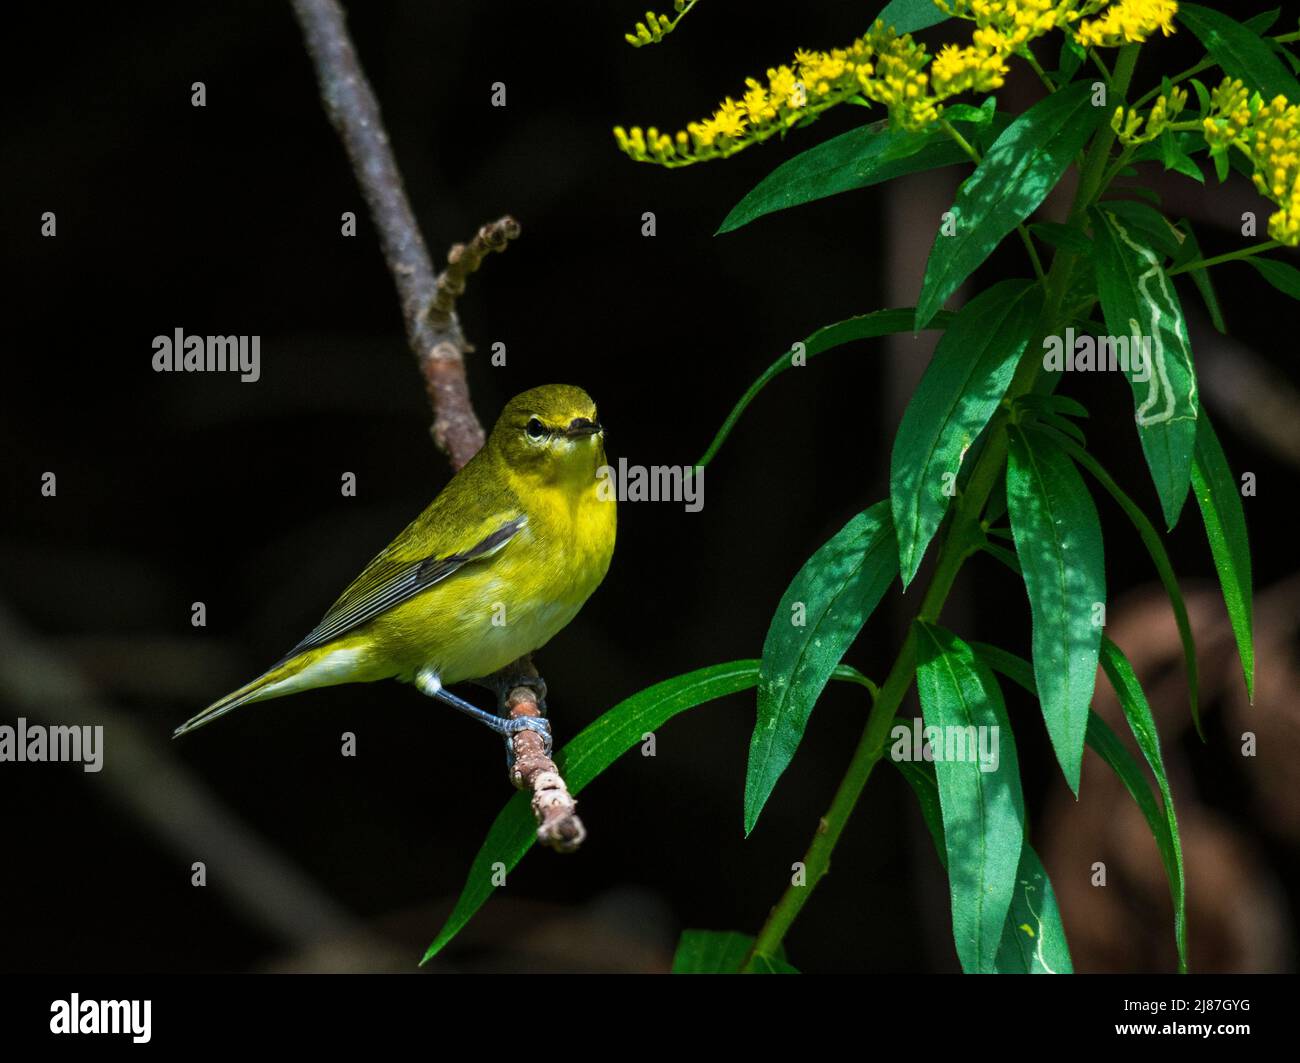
[{"left": 174, "top": 384, "right": 616, "bottom": 752}]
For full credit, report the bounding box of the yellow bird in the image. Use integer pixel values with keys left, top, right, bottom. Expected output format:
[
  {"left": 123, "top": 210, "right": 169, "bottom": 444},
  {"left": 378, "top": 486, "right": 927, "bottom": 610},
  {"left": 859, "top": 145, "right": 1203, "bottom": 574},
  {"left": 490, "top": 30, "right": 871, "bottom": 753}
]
[{"left": 174, "top": 384, "right": 616, "bottom": 753}]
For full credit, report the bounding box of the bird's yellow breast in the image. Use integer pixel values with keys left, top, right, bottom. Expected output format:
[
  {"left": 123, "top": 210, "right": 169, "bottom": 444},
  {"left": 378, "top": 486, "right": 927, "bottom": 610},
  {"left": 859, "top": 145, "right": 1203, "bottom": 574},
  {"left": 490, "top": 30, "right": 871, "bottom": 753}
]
[{"left": 364, "top": 463, "right": 615, "bottom": 684}]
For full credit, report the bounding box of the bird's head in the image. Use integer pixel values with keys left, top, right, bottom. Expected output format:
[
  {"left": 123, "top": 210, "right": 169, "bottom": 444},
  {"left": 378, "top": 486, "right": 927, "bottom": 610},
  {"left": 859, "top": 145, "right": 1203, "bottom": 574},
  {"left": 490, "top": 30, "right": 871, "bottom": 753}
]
[{"left": 489, "top": 384, "right": 606, "bottom": 484}]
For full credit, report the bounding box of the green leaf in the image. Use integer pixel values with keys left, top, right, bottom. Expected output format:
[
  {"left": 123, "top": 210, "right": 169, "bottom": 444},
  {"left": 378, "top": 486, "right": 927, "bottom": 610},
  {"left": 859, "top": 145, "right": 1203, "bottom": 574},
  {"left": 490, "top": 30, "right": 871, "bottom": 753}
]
[
  {"left": 1247, "top": 256, "right": 1300, "bottom": 300},
  {"left": 995, "top": 844, "right": 1073, "bottom": 974},
  {"left": 1028, "top": 220, "right": 1092, "bottom": 255},
  {"left": 893, "top": 757, "right": 948, "bottom": 862},
  {"left": 913, "top": 622, "right": 1025, "bottom": 974},
  {"left": 893, "top": 756, "right": 1071, "bottom": 974},
  {"left": 717, "top": 114, "right": 1002, "bottom": 233},
  {"left": 892, "top": 279, "right": 1042, "bottom": 586},
  {"left": 672, "top": 930, "right": 751, "bottom": 973},
  {"left": 421, "top": 661, "right": 762, "bottom": 963},
  {"left": 1099, "top": 637, "right": 1188, "bottom": 973},
  {"left": 1006, "top": 424, "right": 1104, "bottom": 794},
  {"left": 1017, "top": 393, "right": 1090, "bottom": 420},
  {"left": 1213, "top": 147, "right": 1231, "bottom": 183},
  {"left": 984, "top": 473, "right": 1008, "bottom": 526},
  {"left": 1092, "top": 207, "right": 1199, "bottom": 530},
  {"left": 1242, "top": 8, "right": 1281, "bottom": 35},
  {"left": 1159, "top": 130, "right": 1206, "bottom": 184},
  {"left": 1039, "top": 411, "right": 1086, "bottom": 445},
  {"left": 1178, "top": 4, "right": 1300, "bottom": 105},
  {"left": 969, "top": 641, "right": 1036, "bottom": 695},
  {"left": 695, "top": 308, "right": 955, "bottom": 470},
  {"left": 1191, "top": 413, "right": 1255, "bottom": 701},
  {"left": 671, "top": 930, "right": 800, "bottom": 973},
  {"left": 747, "top": 503, "right": 898, "bottom": 833},
  {"left": 1030, "top": 423, "right": 1202, "bottom": 740},
  {"left": 942, "top": 97, "right": 997, "bottom": 128},
  {"left": 974, "top": 641, "right": 1185, "bottom": 971},
  {"left": 748, "top": 954, "right": 800, "bottom": 973},
  {"left": 874, "top": 0, "right": 950, "bottom": 34},
  {"left": 1189, "top": 77, "right": 1213, "bottom": 116},
  {"left": 1172, "top": 220, "right": 1226, "bottom": 333},
  {"left": 916, "top": 81, "right": 1105, "bottom": 328},
  {"left": 1056, "top": 34, "right": 1086, "bottom": 83},
  {"left": 980, "top": 540, "right": 1022, "bottom": 574},
  {"left": 832, "top": 662, "right": 880, "bottom": 697}
]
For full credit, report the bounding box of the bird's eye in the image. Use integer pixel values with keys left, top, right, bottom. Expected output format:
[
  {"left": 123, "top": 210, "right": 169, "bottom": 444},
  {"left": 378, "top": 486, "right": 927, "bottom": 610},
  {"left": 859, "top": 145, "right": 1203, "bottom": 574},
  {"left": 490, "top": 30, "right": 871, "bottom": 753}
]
[{"left": 525, "top": 417, "right": 546, "bottom": 439}]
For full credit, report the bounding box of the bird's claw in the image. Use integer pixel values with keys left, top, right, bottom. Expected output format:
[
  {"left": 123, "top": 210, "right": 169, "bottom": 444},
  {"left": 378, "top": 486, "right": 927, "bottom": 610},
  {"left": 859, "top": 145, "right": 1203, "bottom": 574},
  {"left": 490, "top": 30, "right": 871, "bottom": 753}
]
[{"left": 504, "top": 714, "right": 552, "bottom": 763}]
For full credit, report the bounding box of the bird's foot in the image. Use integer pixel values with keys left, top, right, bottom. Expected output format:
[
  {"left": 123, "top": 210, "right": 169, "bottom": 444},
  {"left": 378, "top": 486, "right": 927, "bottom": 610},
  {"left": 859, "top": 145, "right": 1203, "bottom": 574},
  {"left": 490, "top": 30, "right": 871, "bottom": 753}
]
[
  {"left": 502, "top": 714, "right": 553, "bottom": 760},
  {"left": 416, "top": 667, "right": 552, "bottom": 761}
]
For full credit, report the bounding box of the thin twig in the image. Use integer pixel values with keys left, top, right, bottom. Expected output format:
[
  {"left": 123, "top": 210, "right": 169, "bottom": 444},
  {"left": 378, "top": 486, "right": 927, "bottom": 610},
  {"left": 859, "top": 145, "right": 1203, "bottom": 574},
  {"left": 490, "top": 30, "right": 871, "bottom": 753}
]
[
  {"left": 289, "top": 0, "right": 584, "bottom": 851},
  {"left": 290, "top": 0, "right": 494, "bottom": 470}
]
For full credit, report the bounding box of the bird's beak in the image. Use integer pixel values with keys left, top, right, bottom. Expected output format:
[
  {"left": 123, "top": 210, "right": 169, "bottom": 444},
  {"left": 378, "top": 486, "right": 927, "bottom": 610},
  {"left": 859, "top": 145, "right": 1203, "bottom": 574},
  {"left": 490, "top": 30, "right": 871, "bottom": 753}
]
[{"left": 564, "top": 418, "right": 602, "bottom": 438}]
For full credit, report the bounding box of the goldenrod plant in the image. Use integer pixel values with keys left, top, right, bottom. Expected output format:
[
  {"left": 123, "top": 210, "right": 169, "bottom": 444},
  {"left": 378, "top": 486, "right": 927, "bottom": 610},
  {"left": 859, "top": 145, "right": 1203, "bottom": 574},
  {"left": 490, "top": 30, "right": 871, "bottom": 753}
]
[
  {"left": 424, "top": 0, "right": 1298, "bottom": 972},
  {"left": 623, "top": 1, "right": 699, "bottom": 49}
]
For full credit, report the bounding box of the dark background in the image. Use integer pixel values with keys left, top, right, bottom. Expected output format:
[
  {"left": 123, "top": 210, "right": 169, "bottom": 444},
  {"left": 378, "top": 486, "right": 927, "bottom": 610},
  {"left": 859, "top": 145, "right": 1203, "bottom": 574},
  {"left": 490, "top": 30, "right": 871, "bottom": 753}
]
[{"left": 2, "top": 1, "right": 1297, "bottom": 973}]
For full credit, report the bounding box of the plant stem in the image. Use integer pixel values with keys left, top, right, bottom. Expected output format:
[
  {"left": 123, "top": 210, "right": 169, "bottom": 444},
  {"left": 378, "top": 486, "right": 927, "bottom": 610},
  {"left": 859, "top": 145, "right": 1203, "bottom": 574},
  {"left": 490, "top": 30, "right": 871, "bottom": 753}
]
[
  {"left": 1023, "top": 47, "right": 1056, "bottom": 93},
  {"left": 741, "top": 49, "right": 1143, "bottom": 967},
  {"left": 1075, "top": 44, "right": 1140, "bottom": 210},
  {"left": 1166, "top": 239, "right": 1281, "bottom": 276},
  {"left": 1090, "top": 47, "right": 1113, "bottom": 86},
  {"left": 1097, "top": 145, "right": 1135, "bottom": 196},
  {"left": 1131, "top": 57, "right": 1212, "bottom": 109}
]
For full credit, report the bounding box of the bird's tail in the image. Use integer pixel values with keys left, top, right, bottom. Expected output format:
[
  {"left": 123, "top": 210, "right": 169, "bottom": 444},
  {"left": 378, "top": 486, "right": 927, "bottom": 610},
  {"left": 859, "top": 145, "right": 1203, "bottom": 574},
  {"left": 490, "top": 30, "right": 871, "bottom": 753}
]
[{"left": 173, "top": 651, "right": 316, "bottom": 738}]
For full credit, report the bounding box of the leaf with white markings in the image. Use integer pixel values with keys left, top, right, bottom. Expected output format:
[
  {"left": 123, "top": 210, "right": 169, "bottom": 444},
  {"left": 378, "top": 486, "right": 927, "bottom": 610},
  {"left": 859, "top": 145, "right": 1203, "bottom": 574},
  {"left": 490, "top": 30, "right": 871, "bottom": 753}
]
[{"left": 1092, "top": 207, "right": 1199, "bottom": 530}]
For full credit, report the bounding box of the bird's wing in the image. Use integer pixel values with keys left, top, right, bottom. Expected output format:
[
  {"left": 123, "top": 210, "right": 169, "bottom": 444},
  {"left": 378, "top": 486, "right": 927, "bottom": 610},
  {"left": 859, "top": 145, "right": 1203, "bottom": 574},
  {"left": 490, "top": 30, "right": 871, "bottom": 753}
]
[{"left": 283, "top": 512, "right": 527, "bottom": 657}]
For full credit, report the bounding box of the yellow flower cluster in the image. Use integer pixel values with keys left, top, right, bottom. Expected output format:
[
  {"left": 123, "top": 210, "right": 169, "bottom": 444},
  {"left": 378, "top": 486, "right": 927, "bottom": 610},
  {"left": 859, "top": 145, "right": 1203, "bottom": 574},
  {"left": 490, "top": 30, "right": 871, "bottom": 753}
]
[
  {"left": 929, "top": 42, "right": 1009, "bottom": 99},
  {"left": 615, "top": 34, "right": 875, "bottom": 165},
  {"left": 859, "top": 25, "right": 942, "bottom": 131},
  {"left": 939, "top": 0, "right": 1081, "bottom": 53},
  {"left": 1200, "top": 79, "right": 1300, "bottom": 245},
  {"left": 1201, "top": 78, "right": 1251, "bottom": 150},
  {"left": 625, "top": 1, "right": 698, "bottom": 49},
  {"left": 1075, "top": 0, "right": 1177, "bottom": 48},
  {"left": 1112, "top": 86, "right": 1187, "bottom": 144},
  {"left": 1248, "top": 95, "right": 1300, "bottom": 245},
  {"left": 614, "top": 0, "right": 1182, "bottom": 167}
]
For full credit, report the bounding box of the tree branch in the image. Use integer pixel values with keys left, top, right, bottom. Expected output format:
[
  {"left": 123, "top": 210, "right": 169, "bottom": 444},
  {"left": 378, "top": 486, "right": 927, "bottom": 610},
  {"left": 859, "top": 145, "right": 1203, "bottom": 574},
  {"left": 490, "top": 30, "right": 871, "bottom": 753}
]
[
  {"left": 495, "top": 659, "right": 587, "bottom": 853},
  {"left": 289, "top": 0, "right": 584, "bottom": 851}
]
